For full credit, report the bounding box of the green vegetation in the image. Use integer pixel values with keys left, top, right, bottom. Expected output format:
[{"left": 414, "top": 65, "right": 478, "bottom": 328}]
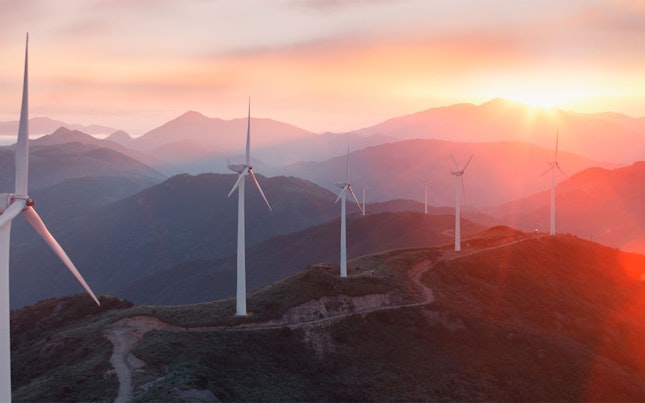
[
  {"left": 8, "top": 228, "right": 645, "bottom": 401},
  {"left": 10, "top": 294, "right": 133, "bottom": 402}
]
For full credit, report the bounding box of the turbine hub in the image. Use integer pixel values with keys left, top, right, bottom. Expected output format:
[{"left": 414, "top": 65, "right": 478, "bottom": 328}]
[{"left": 11, "top": 194, "right": 35, "bottom": 207}]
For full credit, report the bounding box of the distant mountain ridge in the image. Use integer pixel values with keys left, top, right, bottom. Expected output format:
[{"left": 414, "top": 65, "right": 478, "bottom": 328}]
[
  {"left": 8, "top": 173, "right": 348, "bottom": 307},
  {"left": 5, "top": 98, "right": 644, "bottom": 176},
  {"left": 488, "top": 160, "right": 645, "bottom": 253},
  {"left": 119, "top": 211, "right": 485, "bottom": 305},
  {"left": 285, "top": 138, "right": 603, "bottom": 207},
  {"left": 348, "top": 98, "right": 645, "bottom": 164},
  {"left": 0, "top": 116, "right": 117, "bottom": 136}
]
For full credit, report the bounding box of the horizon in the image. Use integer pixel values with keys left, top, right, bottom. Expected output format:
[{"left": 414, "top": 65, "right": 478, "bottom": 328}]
[
  {"left": 1, "top": 1, "right": 644, "bottom": 135},
  {"left": 0, "top": 96, "right": 642, "bottom": 142}
]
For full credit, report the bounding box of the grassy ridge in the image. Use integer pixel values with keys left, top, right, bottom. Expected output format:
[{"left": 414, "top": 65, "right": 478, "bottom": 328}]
[{"left": 8, "top": 228, "right": 645, "bottom": 401}]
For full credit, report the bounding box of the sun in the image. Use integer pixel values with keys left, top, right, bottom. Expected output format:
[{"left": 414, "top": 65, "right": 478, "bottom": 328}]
[
  {"left": 489, "top": 79, "right": 596, "bottom": 110},
  {"left": 505, "top": 92, "right": 560, "bottom": 109}
]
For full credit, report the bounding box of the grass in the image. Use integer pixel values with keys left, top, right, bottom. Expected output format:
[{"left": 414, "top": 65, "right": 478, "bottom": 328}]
[{"left": 9, "top": 227, "right": 645, "bottom": 401}]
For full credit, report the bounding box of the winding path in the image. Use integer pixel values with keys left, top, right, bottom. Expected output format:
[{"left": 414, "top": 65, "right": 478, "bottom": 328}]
[{"left": 105, "top": 235, "right": 542, "bottom": 402}]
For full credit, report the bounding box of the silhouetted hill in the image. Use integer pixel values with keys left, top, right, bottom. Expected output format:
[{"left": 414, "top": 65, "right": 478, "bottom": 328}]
[
  {"left": 31, "top": 127, "right": 159, "bottom": 169},
  {"left": 0, "top": 140, "right": 164, "bottom": 192},
  {"left": 104, "top": 130, "right": 133, "bottom": 146},
  {"left": 349, "top": 98, "right": 645, "bottom": 164},
  {"left": 255, "top": 132, "right": 396, "bottom": 166},
  {"left": 8, "top": 174, "right": 349, "bottom": 307},
  {"left": 0, "top": 117, "right": 117, "bottom": 136},
  {"left": 489, "top": 161, "right": 645, "bottom": 253},
  {"left": 9, "top": 229, "right": 645, "bottom": 401},
  {"left": 119, "top": 211, "right": 485, "bottom": 305},
  {"left": 286, "top": 138, "right": 601, "bottom": 207},
  {"left": 128, "top": 111, "right": 316, "bottom": 173}
]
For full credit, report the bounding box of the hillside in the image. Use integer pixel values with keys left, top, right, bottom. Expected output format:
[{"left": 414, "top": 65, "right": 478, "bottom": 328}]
[
  {"left": 349, "top": 98, "right": 645, "bottom": 164},
  {"left": 128, "top": 111, "right": 316, "bottom": 174},
  {"left": 0, "top": 117, "right": 117, "bottom": 136},
  {"left": 117, "top": 211, "right": 485, "bottom": 305},
  {"left": 489, "top": 161, "right": 645, "bottom": 253},
  {"left": 286, "top": 138, "right": 601, "bottom": 207},
  {"left": 8, "top": 174, "right": 345, "bottom": 308},
  {"left": 9, "top": 227, "right": 645, "bottom": 401},
  {"left": 0, "top": 138, "right": 164, "bottom": 192}
]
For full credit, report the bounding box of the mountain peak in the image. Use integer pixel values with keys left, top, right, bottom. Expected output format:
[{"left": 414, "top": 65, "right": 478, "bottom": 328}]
[
  {"left": 480, "top": 98, "right": 527, "bottom": 109},
  {"left": 176, "top": 110, "right": 209, "bottom": 121},
  {"left": 33, "top": 127, "right": 96, "bottom": 146},
  {"left": 105, "top": 130, "right": 133, "bottom": 145}
]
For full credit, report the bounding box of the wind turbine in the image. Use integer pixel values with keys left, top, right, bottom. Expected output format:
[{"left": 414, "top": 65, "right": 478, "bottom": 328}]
[
  {"left": 541, "top": 130, "right": 568, "bottom": 236},
  {"left": 227, "top": 99, "right": 271, "bottom": 316},
  {"left": 0, "top": 34, "right": 100, "bottom": 403},
  {"left": 450, "top": 155, "right": 473, "bottom": 252},
  {"left": 335, "top": 146, "right": 362, "bottom": 277}
]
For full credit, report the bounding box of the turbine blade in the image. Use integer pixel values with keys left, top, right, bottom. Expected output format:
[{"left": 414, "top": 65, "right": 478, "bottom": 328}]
[
  {"left": 347, "top": 184, "right": 363, "bottom": 213},
  {"left": 556, "top": 164, "right": 568, "bottom": 179},
  {"left": 554, "top": 129, "right": 559, "bottom": 162},
  {"left": 335, "top": 185, "right": 348, "bottom": 204},
  {"left": 248, "top": 168, "right": 272, "bottom": 212},
  {"left": 540, "top": 165, "right": 555, "bottom": 177},
  {"left": 227, "top": 170, "right": 247, "bottom": 198},
  {"left": 462, "top": 154, "right": 473, "bottom": 171},
  {"left": 22, "top": 207, "right": 100, "bottom": 305},
  {"left": 15, "top": 34, "right": 29, "bottom": 196},
  {"left": 246, "top": 97, "right": 251, "bottom": 166},
  {"left": 449, "top": 154, "right": 460, "bottom": 170},
  {"left": 0, "top": 199, "right": 26, "bottom": 230},
  {"left": 345, "top": 144, "right": 350, "bottom": 182}
]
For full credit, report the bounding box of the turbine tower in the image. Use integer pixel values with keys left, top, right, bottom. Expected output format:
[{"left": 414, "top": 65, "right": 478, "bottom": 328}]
[
  {"left": 335, "top": 146, "right": 362, "bottom": 277},
  {"left": 424, "top": 182, "right": 430, "bottom": 214},
  {"left": 1, "top": 35, "right": 100, "bottom": 403},
  {"left": 361, "top": 186, "right": 367, "bottom": 216},
  {"left": 450, "top": 155, "right": 473, "bottom": 252},
  {"left": 227, "top": 99, "right": 272, "bottom": 316},
  {"left": 541, "top": 130, "right": 568, "bottom": 235}
]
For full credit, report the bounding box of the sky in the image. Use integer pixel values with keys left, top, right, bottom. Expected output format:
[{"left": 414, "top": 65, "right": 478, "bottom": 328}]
[{"left": 1, "top": 0, "right": 645, "bottom": 135}]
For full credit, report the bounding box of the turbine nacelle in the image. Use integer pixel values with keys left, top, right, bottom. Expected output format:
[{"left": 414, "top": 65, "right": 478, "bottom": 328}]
[{"left": 228, "top": 163, "right": 248, "bottom": 174}]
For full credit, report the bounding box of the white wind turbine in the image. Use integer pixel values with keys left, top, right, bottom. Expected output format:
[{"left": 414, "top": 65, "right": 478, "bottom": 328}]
[
  {"left": 0, "top": 35, "right": 100, "bottom": 403},
  {"left": 335, "top": 146, "right": 362, "bottom": 278},
  {"left": 450, "top": 155, "right": 473, "bottom": 252},
  {"left": 227, "top": 99, "right": 272, "bottom": 316},
  {"left": 541, "top": 130, "right": 567, "bottom": 236}
]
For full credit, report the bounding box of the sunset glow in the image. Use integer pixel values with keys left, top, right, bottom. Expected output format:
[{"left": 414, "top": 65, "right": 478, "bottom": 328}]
[{"left": 0, "top": 0, "right": 644, "bottom": 134}]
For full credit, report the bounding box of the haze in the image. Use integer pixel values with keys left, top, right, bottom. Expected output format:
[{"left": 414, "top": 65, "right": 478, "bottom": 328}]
[{"left": 1, "top": 0, "right": 645, "bottom": 135}]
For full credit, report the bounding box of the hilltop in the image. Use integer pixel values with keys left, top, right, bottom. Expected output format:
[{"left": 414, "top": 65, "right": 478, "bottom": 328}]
[{"left": 9, "top": 227, "right": 645, "bottom": 401}]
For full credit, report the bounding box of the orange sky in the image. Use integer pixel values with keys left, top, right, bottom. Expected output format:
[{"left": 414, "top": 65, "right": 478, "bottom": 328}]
[{"left": 1, "top": 0, "right": 644, "bottom": 135}]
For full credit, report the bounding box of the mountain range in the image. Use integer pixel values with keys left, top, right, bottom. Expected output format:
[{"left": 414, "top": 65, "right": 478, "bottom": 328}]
[
  {"left": 0, "top": 116, "right": 117, "bottom": 136},
  {"left": 4, "top": 97, "right": 645, "bottom": 400},
  {"left": 286, "top": 138, "right": 601, "bottom": 207},
  {"left": 8, "top": 174, "right": 346, "bottom": 307},
  {"left": 118, "top": 211, "right": 485, "bottom": 305},
  {"left": 2, "top": 97, "right": 645, "bottom": 306},
  {"left": 489, "top": 161, "right": 645, "bottom": 253},
  {"left": 349, "top": 98, "right": 645, "bottom": 164}
]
